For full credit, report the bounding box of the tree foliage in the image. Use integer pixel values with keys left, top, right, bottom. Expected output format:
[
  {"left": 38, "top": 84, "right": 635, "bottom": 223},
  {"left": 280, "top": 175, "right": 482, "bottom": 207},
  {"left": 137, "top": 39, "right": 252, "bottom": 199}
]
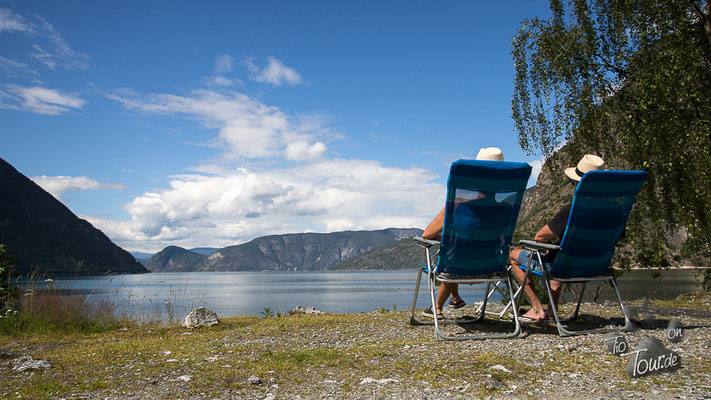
[{"left": 512, "top": 0, "right": 711, "bottom": 288}]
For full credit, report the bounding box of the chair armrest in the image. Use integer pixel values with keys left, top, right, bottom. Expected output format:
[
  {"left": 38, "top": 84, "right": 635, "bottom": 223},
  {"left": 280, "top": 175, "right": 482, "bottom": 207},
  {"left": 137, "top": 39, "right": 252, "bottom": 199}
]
[
  {"left": 413, "top": 237, "right": 440, "bottom": 248},
  {"left": 519, "top": 239, "right": 561, "bottom": 251}
]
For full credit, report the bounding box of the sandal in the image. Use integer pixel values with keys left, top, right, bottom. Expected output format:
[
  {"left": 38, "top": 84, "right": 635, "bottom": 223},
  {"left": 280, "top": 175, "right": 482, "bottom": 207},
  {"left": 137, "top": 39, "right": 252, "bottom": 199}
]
[
  {"left": 448, "top": 299, "right": 467, "bottom": 309},
  {"left": 422, "top": 307, "right": 444, "bottom": 320}
]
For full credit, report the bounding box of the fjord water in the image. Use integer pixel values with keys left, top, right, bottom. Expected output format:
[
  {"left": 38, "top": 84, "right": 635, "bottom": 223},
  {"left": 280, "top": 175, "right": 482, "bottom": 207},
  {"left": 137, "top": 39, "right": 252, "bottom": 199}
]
[{"left": 45, "top": 269, "right": 703, "bottom": 319}]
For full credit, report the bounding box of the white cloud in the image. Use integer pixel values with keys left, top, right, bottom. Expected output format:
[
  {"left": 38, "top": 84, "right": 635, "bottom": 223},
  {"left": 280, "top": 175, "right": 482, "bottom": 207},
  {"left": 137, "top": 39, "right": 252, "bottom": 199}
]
[
  {"left": 204, "top": 75, "right": 238, "bottom": 87},
  {"left": 102, "top": 74, "right": 443, "bottom": 252},
  {"left": 0, "top": 8, "right": 31, "bottom": 33},
  {"left": 528, "top": 159, "right": 543, "bottom": 187},
  {"left": 202, "top": 54, "right": 241, "bottom": 87},
  {"left": 285, "top": 141, "right": 327, "bottom": 161},
  {"left": 107, "top": 88, "right": 327, "bottom": 160},
  {"left": 0, "top": 8, "right": 89, "bottom": 71},
  {"left": 29, "top": 15, "right": 90, "bottom": 70},
  {"left": 88, "top": 160, "right": 443, "bottom": 252},
  {"left": 214, "top": 54, "right": 234, "bottom": 73},
  {"left": 0, "top": 55, "right": 38, "bottom": 77},
  {"left": 31, "top": 175, "right": 126, "bottom": 199},
  {"left": 246, "top": 57, "right": 304, "bottom": 86},
  {"left": 1, "top": 84, "right": 86, "bottom": 115}
]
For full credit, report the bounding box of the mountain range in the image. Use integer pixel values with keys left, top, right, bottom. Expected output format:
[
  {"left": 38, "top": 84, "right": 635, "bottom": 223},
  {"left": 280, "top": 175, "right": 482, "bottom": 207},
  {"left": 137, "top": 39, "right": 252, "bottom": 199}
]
[{"left": 144, "top": 228, "right": 422, "bottom": 272}]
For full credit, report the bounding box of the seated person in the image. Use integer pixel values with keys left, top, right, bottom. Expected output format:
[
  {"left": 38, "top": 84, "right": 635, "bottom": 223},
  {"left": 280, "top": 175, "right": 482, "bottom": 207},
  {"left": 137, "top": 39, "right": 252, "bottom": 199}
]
[
  {"left": 508, "top": 154, "right": 605, "bottom": 322},
  {"left": 422, "top": 147, "right": 505, "bottom": 319}
]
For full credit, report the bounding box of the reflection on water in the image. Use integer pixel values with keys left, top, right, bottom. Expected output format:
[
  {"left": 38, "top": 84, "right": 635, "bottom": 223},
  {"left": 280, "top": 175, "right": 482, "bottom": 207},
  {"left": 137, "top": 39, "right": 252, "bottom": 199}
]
[{"left": 42, "top": 269, "right": 703, "bottom": 318}]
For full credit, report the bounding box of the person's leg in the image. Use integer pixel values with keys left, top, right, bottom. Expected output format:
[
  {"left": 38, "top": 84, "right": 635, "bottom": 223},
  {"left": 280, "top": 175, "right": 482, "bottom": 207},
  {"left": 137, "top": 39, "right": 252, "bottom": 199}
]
[
  {"left": 545, "top": 280, "right": 563, "bottom": 319},
  {"left": 449, "top": 284, "right": 464, "bottom": 305},
  {"left": 509, "top": 248, "right": 546, "bottom": 321},
  {"left": 435, "top": 282, "right": 454, "bottom": 315}
]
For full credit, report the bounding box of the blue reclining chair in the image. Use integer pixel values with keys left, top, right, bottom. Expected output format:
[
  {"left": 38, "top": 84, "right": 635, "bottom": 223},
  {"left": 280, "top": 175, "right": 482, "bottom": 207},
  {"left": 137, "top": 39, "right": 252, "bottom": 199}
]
[
  {"left": 408, "top": 159, "right": 532, "bottom": 340},
  {"left": 517, "top": 170, "right": 647, "bottom": 336}
]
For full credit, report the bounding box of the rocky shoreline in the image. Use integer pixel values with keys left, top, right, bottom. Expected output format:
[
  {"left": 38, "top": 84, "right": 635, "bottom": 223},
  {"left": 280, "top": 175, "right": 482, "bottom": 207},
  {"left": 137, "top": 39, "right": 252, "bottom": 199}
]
[{"left": 1, "top": 293, "right": 710, "bottom": 399}]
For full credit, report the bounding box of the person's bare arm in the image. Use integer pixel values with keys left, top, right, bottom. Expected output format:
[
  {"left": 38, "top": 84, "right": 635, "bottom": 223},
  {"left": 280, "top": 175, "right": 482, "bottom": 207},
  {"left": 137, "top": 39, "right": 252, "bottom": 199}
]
[
  {"left": 422, "top": 207, "right": 445, "bottom": 240},
  {"left": 533, "top": 224, "right": 557, "bottom": 243}
]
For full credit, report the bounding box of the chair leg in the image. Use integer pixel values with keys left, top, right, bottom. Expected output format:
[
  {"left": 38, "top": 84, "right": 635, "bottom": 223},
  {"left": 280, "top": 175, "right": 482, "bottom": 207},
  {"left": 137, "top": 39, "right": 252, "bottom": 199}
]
[
  {"left": 409, "top": 247, "right": 437, "bottom": 326},
  {"left": 610, "top": 276, "right": 634, "bottom": 332},
  {"left": 408, "top": 267, "right": 425, "bottom": 326},
  {"left": 546, "top": 275, "right": 633, "bottom": 337},
  {"left": 476, "top": 280, "right": 513, "bottom": 319},
  {"left": 433, "top": 275, "right": 523, "bottom": 341},
  {"left": 559, "top": 283, "right": 585, "bottom": 323}
]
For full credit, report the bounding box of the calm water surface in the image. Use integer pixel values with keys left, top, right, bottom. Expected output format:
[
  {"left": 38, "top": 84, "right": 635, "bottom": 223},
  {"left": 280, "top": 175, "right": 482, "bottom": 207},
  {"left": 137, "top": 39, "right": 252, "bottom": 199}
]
[{"left": 45, "top": 269, "right": 703, "bottom": 318}]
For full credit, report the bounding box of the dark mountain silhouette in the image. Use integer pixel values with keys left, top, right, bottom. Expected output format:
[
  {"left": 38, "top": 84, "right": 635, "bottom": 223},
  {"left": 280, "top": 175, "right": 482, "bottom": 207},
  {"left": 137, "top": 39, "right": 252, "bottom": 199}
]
[{"left": 0, "top": 157, "right": 148, "bottom": 276}]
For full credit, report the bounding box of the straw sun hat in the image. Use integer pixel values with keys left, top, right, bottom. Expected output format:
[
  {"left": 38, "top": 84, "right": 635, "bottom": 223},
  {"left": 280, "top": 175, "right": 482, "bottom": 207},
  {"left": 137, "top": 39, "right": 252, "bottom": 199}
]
[
  {"left": 475, "top": 147, "right": 504, "bottom": 161},
  {"left": 565, "top": 154, "right": 605, "bottom": 181}
]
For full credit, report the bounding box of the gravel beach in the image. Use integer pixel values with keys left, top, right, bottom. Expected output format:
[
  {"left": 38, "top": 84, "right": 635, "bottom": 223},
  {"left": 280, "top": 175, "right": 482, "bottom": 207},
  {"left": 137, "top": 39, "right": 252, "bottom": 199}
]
[{"left": 2, "top": 293, "right": 710, "bottom": 399}]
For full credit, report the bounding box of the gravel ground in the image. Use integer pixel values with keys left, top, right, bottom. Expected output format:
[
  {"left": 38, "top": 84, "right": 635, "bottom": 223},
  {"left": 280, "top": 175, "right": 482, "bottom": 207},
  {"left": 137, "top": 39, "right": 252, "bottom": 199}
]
[{"left": 2, "top": 297, "right": 710, "bottom": 400}]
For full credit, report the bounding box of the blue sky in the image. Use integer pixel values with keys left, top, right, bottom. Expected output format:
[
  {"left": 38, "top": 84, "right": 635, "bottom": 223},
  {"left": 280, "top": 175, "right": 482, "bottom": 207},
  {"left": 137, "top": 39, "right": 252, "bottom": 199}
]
[{"left": 1, "top": 1, "right": 551, "bottom": 252}]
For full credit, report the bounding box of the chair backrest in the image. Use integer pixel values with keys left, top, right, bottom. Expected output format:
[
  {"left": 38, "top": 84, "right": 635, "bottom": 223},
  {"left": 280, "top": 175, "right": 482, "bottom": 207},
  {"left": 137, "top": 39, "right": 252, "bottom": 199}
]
[
  {"left": 550, "top": 170, "right": 648, "bottom": 279},
  {"left": 438, "top": 159, "right": 532, "bottom": 276}
]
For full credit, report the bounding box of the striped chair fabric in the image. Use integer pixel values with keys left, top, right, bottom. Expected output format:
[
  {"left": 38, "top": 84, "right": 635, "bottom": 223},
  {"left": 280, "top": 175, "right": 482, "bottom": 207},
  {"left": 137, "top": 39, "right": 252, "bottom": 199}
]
[
  {"left": 438, "top": 160, "right": 532, "bottom": 276},
  {"left": 549, "top": 170, "right": 648, "bottom": 279}
]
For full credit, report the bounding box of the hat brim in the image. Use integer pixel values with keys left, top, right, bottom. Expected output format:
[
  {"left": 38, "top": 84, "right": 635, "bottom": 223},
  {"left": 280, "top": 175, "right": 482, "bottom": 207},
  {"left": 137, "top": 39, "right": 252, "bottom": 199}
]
[{"left": 564, "top": 167, "right": 581, "bottom": 181}]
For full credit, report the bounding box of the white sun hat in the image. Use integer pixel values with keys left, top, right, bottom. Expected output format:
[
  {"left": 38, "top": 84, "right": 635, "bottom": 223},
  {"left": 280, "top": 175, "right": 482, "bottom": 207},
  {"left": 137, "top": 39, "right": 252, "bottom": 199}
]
[
  {"left": 475, "top": 147, "right": 504, "bottom": 161},
  {"left": 565, "top": 154, "right": 605, "bottom": 181}
]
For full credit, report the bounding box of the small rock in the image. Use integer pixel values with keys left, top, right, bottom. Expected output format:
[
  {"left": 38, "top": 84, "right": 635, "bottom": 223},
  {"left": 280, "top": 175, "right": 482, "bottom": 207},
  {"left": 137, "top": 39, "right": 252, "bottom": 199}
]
[
  {"left": 176, "top": 375, "right": 191, "bottom": 382},
  {"left": 183, "top": 307, "right": 219, "bottom": 328},
  {"left": 11, "top": 356, "right": 51, "bottom": 372},
  {"left": 248, "top": 375, "right": 262, "bottom": 385},
  {"left": 490, "top": 364, "right": 511, "bottom": 373},
  {"left": 359, "top": 378, "right": 400, "bottom": 385},
  {"left": 166, "top": 359, "right": 179, "bottom": 363},
  {"left": 289, "top": 306, "right": 323, "bottom": 315},
  {"left": 161, "top": 351, "right": 172, "bottom": 356},
  {"left": 264, "top": 394, "right": 276, "bottom": 400}
]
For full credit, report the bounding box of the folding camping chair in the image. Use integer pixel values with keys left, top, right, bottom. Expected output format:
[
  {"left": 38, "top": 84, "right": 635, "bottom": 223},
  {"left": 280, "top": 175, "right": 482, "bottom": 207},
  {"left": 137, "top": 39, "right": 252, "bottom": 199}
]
[
  {"left": 516, "top": 170, "right": 647, "bottom": 336},
  {"left": 407, "top": 159, "right": 532, "bottom": 340}
]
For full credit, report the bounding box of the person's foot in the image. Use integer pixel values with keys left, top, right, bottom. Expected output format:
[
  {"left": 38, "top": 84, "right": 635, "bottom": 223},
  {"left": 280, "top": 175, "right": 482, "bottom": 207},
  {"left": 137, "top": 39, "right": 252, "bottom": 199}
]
[
  {"left": 520, "top": 309, "right": 546, "bottom": 322},
  {"left": 422, "top": 307, "right": 444, "bottom": 320},
  {"left": 448, "top": 298, "right": 466, "bottom": 309}
]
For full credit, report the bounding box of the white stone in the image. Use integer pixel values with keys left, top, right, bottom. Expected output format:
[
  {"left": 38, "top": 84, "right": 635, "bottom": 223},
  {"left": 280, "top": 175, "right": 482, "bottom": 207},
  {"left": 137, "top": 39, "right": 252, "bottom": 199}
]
[
  {"left": 12, "top": 356, "right": 50, "bottom": 372},
  {"left": 289, "top": 306, "right": 323, "bottom": 315},
  {"left": 183, "top": 307, "right": 219, "bottom": 328},
  {"left": 359, "top": 378, "right": 400, "bottom": 385},
  {"left": 490, "top": 364, "right": 511, "bottom": 373},
  {"left": 176, "top": 375, "right": 191, "bottom": 382}
]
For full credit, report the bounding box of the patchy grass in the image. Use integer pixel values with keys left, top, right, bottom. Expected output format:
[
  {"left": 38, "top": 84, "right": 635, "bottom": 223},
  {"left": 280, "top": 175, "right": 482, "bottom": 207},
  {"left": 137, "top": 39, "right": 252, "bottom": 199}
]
[{"left": 649, "top": 291, "right": 711, "bottom": 309}]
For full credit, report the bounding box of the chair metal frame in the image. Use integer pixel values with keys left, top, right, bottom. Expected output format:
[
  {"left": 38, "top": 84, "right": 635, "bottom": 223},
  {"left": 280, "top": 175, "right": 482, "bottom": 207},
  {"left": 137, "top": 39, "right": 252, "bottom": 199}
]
[
  {"left": 406, "top": 159, "right": 532, "bottom": 340},
  {"left": 407, "top": 237, "right": 526, "bottom": 340},
  {"left": 512, "top": 170, "right": 647, "bottom": 336}
]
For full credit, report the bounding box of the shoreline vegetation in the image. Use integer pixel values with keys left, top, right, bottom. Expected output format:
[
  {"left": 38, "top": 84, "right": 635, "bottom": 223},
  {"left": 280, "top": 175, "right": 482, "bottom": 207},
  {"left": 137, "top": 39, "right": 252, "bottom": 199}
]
[{"left": 1, "top": 281, "right": 710, "bottom": 399}]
